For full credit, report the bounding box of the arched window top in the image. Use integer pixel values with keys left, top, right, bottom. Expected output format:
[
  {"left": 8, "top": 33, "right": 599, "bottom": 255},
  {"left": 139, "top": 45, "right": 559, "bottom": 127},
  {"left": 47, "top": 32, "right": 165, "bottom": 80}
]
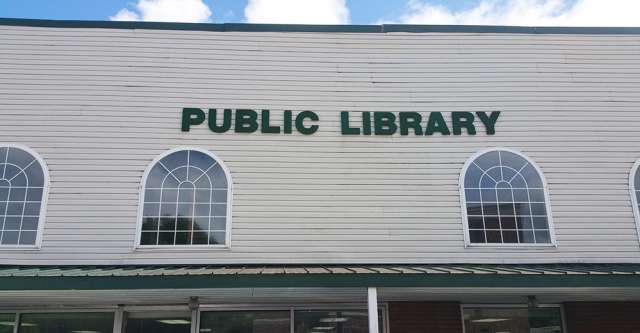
[
  {"left": 0, "top": 144, "right": 49, "bottom": 247},
  {"left": 137, "top": 148, "right": 232, "bottom": 247},
  {"left": 460, "top": 148, "right": 555, "bottom": 246}
]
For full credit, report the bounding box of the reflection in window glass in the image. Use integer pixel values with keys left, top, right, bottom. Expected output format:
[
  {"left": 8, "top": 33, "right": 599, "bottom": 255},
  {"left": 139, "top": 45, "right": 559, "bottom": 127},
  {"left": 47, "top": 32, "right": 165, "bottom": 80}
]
[
  {"left": 124, "top": 312, "right": 191, "bottom": 333},
  {"left": 0, "top": 314, "right": 15, "bottom": 333},
  {"left": 140, "top": 149, "right": 230, "bottom": 246},
  {"left": 463, "top": 149, "right": 552, "bottom": 244},
  {"left": 0, "top": 146, "right": 46, "bottom": 246},
  {"left": 463, "top": 307, "right": 563, "bottom": 333},
  {"left": 294, "top": 310, "right": 381, "bottom": 333},
  {"left": 200, "top": 311, "right": 289, "bottom": 333},
  {"left": 19, "top": 312, "right": 114, "bottom": 333}
]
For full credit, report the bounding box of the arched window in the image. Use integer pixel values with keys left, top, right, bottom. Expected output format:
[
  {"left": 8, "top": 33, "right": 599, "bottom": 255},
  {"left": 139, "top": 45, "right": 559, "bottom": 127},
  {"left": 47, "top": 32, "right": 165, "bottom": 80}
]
[
  {"left": 629, "top": 160, "right": 640, "bottom": 240},
  {"left": 0, "top": 145, "right": 48, "bottom": 247},
  {"left": 460, "top": 148, "right": 555, "bottom": 245},
  {"left": 137, "top": 148, "right": 232, "bottom": 247}
]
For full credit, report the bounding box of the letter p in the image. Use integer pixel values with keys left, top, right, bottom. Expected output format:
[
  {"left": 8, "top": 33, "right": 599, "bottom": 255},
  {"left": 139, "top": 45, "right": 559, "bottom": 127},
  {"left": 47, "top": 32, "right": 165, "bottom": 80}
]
[{"left": 181, "top": 108, "right": 206, "bottom": 132}]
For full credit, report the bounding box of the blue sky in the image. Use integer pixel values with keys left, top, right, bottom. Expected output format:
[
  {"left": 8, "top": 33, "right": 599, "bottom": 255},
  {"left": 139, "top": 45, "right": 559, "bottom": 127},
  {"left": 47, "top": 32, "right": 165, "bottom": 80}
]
[
  {"left": 0, "top": 0, "right": 638, "bottom": 26},
  {"left": 1, "top": 0, "right": 478, "bottom": 23}
]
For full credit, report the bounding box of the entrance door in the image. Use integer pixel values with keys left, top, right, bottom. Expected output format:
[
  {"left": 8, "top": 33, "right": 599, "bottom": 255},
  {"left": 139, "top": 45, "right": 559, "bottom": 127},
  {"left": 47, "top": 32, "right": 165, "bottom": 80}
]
[{"left": 123, "top": 311, "right": 192, "bottom": 333}]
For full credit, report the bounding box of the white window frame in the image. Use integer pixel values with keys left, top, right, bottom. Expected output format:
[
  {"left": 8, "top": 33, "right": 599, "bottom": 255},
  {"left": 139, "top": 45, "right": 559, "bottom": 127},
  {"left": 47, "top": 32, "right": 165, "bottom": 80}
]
[
  {"left": 0, "top": 143, "right": 49, "bottom": 250},
  {"left": 459, "top": 147, "right": 557, "bottom": 248},
  {"left": 628, "top": 159, "right": 640, "bottom": 246},
  {"left": 134, "top": 147, "right": 233, "bottom": 249}
]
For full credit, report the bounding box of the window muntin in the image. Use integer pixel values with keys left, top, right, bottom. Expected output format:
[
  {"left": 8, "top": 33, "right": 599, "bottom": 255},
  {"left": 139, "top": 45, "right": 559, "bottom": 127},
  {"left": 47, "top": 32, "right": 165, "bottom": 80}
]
[
  {"left": 138, "top": 148, "right": 231, "bottom": 247},
  {"left": 461, "top": 149, "right": 553, "bottom": 245},
  {"left": 0, "top": 145, "right": 47, "bottom": 246}
]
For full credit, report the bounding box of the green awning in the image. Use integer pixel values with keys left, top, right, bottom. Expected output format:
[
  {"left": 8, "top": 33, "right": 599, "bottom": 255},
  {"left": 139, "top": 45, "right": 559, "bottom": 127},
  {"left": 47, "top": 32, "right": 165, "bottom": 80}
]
[{"left": 1, "top": 264, "right": 640, "bottom": 290}]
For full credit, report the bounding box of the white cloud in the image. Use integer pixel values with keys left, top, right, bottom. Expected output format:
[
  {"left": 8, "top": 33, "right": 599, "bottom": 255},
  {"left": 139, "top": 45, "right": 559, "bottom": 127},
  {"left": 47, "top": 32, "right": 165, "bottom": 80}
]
[
  {"left": 110, "top": 0, "right": 212, "bottom": 23},
  {"left": 245, "top": 0, "right": 350, "bottom": 24},
  {"left": 392, "top": 0, "right": 640, "bottom": 26}
]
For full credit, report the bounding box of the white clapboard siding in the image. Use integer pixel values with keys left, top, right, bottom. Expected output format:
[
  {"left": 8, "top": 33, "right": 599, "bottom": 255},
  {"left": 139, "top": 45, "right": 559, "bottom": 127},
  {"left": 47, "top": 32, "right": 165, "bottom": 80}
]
[{"left": 1, "top": 24, "right": 640, "bottom": 264}]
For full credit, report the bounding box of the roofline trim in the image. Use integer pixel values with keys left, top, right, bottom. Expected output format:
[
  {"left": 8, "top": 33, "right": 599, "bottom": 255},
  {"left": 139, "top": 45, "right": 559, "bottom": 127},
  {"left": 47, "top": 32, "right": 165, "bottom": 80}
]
[{"left": 2, "top": 18, "right": 640, "bottom": 34}]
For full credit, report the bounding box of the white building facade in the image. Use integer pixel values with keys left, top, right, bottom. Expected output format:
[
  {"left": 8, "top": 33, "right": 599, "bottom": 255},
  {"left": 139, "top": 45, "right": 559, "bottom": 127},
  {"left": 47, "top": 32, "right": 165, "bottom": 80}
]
[{"left": 1, "top": 18, "right": 640, "bottom": 333}]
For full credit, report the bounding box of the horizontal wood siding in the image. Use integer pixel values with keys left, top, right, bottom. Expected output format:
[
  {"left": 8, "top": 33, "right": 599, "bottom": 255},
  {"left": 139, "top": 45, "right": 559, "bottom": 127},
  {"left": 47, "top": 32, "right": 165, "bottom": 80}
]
[{"left": 1, "top": 25, "right": 640, "bottom": 264}]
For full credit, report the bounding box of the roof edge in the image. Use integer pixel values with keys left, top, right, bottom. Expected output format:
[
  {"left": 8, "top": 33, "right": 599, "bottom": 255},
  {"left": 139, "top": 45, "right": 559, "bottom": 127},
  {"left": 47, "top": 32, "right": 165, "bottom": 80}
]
[{"left": 2, "top": 18, "right": 640, "bottom": 34}]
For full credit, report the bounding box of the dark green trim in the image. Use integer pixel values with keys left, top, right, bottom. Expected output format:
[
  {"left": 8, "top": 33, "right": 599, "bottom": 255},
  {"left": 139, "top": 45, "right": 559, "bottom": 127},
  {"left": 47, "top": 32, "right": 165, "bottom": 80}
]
[
  {"left": 1, "top": 18, "right": 640, "bottom": 34},
  {"left": 2, "top": 273, "right": 640, "bottom": 291}
]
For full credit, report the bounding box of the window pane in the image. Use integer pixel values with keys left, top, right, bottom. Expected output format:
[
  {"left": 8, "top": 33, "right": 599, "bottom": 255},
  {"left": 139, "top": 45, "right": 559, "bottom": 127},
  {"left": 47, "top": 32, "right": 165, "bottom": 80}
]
[
  {"left": 145, "top": 189, "right": 161, "bottom": 203},
  {"left": 464, "top": 164, "right": 483, "bottom": 188},
  {"left": 7, "top": 148, "right": 35, "bottom": 170},
  {"left": 520, "top": 164, "right": 543, "bottom": 188},
  {"left": 24, "top": 162, "right": 44, "bottom": 187},
  {"left": 529, "top": 308, "right": 563, "bottom": 332},
  {"left": 463, "top": 307, "right": 563, "bottom": 333},
  {"left": 465, "top": 189, "right": 480, "bottom": 202},
  {"left": 468, "top": 216, "right": 484, "bottom": 229},
  {"left": 486, "top": 230, "right": 501, "bottom": 243},
  {"left": 125, "top": 312, "right": 190, "bottom": 333},
  {"left": 1, "top": 231, "right": 18, "bottom": 245},
  {"left": 158, "top": 232, "right": 175, "bottom": 245},
  {"left": 535, "top": 230, "right": 552, "bottom": 244},
  {"left": 200, "top": 311, "right": 289, "bottom": 333},
  {"left": 0, "top": 313, "right": 15, "bottom": 333},
  {"left": 208, "top": 165, "right": 228, "bottom": 188},
  {"left": 9, "top": 187, "right": 26, "bottom": 201},
  {"left": 502, "top": 230, "right": 518, "bottom": 243},
  {"left": 480, "top": 189, "right": 497, "bottom": 202},
  {"left": 482, "top": 204, "right": 498, "bottom": 216},
  {"left": 513, "top": 188, "right": 529, "bottom": 202},
  {"left": 19, "top": 312, "right": 114, "bottom": 333},
  {"left": 500, "top": 151, "right": 528, "bottom": 171},
  {"left": 294, "top": 310, "right": 381, "bottom": 333},
  {"left": 496, "top": 188, "right": 512, "bottom": 202},
  {"left": 212, "top": 217, "right": 226, "bottom": 231},
  {"left": 140, "top": 232, "right": 158, "bottom": 245},
  {"left": 469, "top": 230, "right": 485, "bottom": 243},
  {"left": 517, "top": 215, "right": 533, "bottom": 229},
  {"left": 474, "top": 151, "right": 500, "bottom": 172},
  {"left": 533, "top": 217, "right": 549, "bottom": 229},
  {"left": 146, "top": 165, "right": 169, "bottom": 189},
  {"left": 189, "top": 151, "right": 216, "bottom": 173},
  {"left": 209, "top": 232, "right": 226, "bottom": 245},
  {"left": 160, "top": 150, "right": 189, "bottom": 172},
  {"left": 19, "top": 231, "right": 37, "bottom": 245},
  {"left": 484, "top": 216, "right": 499, "bottom": 230},
  {"left": 519, "top": 229, "right": 535, "bottom": 243}
]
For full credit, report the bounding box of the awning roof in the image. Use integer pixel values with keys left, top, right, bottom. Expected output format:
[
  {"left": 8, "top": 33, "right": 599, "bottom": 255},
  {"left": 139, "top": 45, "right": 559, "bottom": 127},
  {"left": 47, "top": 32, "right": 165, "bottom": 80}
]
[{"left": 1, "top": 264, "right": 640, "bottom": 290}]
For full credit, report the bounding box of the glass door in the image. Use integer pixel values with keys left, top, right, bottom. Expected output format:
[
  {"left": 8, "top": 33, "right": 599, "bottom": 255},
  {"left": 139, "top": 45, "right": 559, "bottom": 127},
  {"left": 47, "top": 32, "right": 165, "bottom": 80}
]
[{"left": 123, "top": 311, "right": 192, "bottom": 333}]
